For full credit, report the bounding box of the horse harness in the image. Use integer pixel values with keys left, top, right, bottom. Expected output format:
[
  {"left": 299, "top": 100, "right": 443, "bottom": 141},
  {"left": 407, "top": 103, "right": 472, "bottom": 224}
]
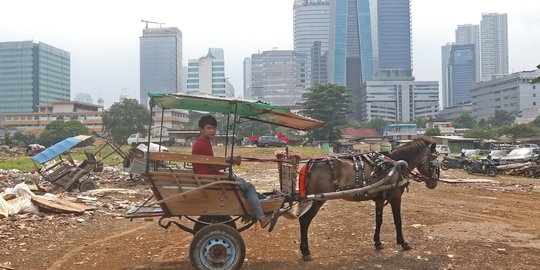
[{"left": 322, "top": 152, "right": 394, "bottom": 192}]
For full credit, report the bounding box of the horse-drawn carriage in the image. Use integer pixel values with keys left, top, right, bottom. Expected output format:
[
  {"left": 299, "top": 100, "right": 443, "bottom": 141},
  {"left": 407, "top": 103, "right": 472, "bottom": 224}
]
[{"left": 125, "top": 93, "right": 440, "bottom": 270}]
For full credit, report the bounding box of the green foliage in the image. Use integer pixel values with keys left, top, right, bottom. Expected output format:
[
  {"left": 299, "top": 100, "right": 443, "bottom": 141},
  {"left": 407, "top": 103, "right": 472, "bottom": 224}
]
[
  {"left": 8, "top": 132, "right": 37, "bottom": 147},
  {"left": 39, "top": 121, "right": 91, "bottom": 147},
  {"left": 358, "top": 118, "right": 389, "bottom": 135},
  {"left": 464, "top": 126, "right": 497, "bottom": 139},
  {"left": 497, "top": 124, "right": 537, "bottom": 142},
  {"left": 236, "top": 120, "right": 272, "bottom": 139},
  {"left": 488, "top": 109, "right": 515, "bottom": 127},
  {"left": 3, "top": 133, "right": 12, "bottom": 146},
  {"left": 452, "top": 112, "right": 477, "bottom": 128},
  {"left": 532, "top": 114, "right": 540, "bottom": 127},
  {"left": 301, "top": 84, "right": 351, "bottom": 142},
  {"left": 424, "top": 127, "right": 441, "bottom": 136},
  {"left": 102, "top": 98, "right": 150, "bottom": 144},
  {"left": 415, "top": 117, "right": 428, "bottom": 128},
  {"left": 532, "top": 64, "right": 540, "bottom": 84}
]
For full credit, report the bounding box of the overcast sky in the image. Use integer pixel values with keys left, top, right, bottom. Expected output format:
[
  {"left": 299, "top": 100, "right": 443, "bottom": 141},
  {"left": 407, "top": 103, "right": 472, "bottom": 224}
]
[{"left": 1, "top": 0, "right": 538, "bottom": 107}]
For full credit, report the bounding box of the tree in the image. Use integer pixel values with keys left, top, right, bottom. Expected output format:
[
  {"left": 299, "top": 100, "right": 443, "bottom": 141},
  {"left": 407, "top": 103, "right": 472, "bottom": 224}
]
[
  {"left": 464, "top": 126, "right": 497, "bottom": 139},
  {"left": 301, "top": 84, "right": 351, "bottom": 142},
  {"left": 8, "top": 132, "right": 37, "bottom": 147},
  {"left": 532, "top": 64, "right": 540, "bottom": 84},
  {"left": 424, "top": 127, "right": 441, "bottom": 136},
  {"left": 488, "top": 109, "right": 515, "bottom": 127},
  {"left": 532, "top": 114, "right": 540, "bottom": 127},
  {"left": 497, "top": 124, "right": 537, "bottom": 142},
  {"left": 360, "top": 118, "right": 389, "bottom": 135},
  {"left": 453, "top": 112, "right": 476, "bottom": 129},
  {"left": 39, "top": 121, "right": 90, "bottom": 146},
  {"left": 415, "top": 117, "right": 428, "bottom": 129},
  {"left": 102, "top": 98, "right": 150, "bottom": 144}
]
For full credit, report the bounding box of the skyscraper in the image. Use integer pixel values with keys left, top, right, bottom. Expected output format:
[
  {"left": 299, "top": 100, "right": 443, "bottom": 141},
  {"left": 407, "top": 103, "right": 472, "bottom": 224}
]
[
  {"left": 441, "top": 43, "right": 453, "bottom": 109},
  {"left": 243, "top": 57, "right": 252, "bottom": 99},
  {"left": 0, "top": 41, "right": 70, "bottom": 114},
  {"left": 186, "top": 48, "right": 234, "bottom": 97},
  {"left": 250, "top": 50, "right": 307, "bottom": 106},
  {"left": 139, "top": 27, "right": 183, "bottom": 106},
  {"left": 480, "top": 13, "right": 508, "bottom": 81},
  {"left": 455, "top": 24, "right": 481, "bottom": 82},
  {"left": 448, "top": 44, "right": 476, "bottom": 106},
  {"left": 375, "top": 0, "right": 413, "bottom": 80},
  {"left": 293, "top": 0, "right": 330, "bottom": 87}
]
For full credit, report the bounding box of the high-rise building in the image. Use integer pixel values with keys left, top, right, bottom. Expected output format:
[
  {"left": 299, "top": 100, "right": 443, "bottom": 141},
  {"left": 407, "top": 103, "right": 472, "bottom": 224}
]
[
  {"left": 480, "top": 13, "right": 508, "bottom": 81},
  {"left": 293, "top": 0, "right": 330, "bottom": 87},
  {"left": 0, "top": 41, "right": 70, "bottom": 114},
  {"left": 455, "top": 24, "right": 481, "bottom": 82},
  {"left": 186, "top": 48, "right": 234, "bottom": 97},
  {"left": 250, "top": 50, "right": 307, "bottom": 106},
  {"left": 243, "top": 57, "right": 252, "bottom": 99},
  {"left": 442, "top": 44, "right": 476, "bottom": 108},
  {"left": 359, "top": 80, "right": 439, "bottom": 122},
  {"left": 139, "top": 27, "right": 183, "bottom": 106},
  {"left": 310, "top": 41, "right": 328, "bottom": 85},
  {"left": 441, "top": 43, "right": 453, "bottom": 109},
  {"left": 471, "top": 71, "right": 540, "bottom": 120},
  {"left": 374, "top": 0, "right": 413, "bottom": 80}
]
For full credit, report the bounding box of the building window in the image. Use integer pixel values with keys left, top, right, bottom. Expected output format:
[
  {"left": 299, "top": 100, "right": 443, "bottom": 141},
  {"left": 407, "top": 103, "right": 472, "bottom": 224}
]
[
  {"left": 533, "top": 93, "right": 536, "bottom": 97},
  {"left": 534, "top": 102, "right": 537, "bottom": 106}
]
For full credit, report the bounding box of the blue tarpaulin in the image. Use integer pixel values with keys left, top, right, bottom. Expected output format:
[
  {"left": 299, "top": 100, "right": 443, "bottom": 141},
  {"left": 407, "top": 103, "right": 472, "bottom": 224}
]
[{"left": 31, "top": 135, "right": 91, "bottom": 164}]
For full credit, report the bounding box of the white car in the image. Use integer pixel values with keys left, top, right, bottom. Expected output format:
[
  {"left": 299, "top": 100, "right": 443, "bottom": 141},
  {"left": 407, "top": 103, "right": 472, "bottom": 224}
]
[{"left": 435, "top": 145, "right": 450, "bottom": 156}]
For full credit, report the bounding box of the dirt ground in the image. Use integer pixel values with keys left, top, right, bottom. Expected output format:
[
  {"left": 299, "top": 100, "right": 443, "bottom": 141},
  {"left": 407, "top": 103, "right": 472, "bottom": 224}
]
[{"left": 2, "top": 163, "right": 540, "bottom": 270}]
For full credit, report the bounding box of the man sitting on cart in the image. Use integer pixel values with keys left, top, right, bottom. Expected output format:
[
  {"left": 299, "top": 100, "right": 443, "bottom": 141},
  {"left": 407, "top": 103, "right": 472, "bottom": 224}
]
[{"left": 192, "top": 115, "right": 277, "bottom": 229}]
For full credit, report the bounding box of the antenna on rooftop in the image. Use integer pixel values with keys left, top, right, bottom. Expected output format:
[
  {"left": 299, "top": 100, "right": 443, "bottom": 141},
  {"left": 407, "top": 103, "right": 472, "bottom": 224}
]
[{"left": 141, "top": 19, "right": 165, "bottom": 29}]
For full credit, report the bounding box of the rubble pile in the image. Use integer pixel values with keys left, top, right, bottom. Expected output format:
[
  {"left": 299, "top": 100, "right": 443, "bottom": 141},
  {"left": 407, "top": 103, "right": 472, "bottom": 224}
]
[
  {"left": 0, "top": 169, "right": 39, "bottom": 189},
  {"left": 497, "top": 162, "right": 540, "bottom": 178}
]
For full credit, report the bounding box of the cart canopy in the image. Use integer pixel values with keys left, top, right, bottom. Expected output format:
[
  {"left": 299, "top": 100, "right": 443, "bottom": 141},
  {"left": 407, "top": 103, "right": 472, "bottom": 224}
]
[
  {"left": 149, "top": 93, "right": 325, "bottom": 131},
  {"left": 31, "top": 135, "right": 92, "bottom": 164}
]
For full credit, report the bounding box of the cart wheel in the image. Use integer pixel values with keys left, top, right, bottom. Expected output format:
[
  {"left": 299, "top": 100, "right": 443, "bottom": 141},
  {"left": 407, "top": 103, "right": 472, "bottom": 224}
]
[
  {"left": 190, "top": 224, "right": 245, "bottom": 270},
  {"left": 194, "top": 216, "right": 236, "bottom": 234},
  {"left": 79, "top": 179, "right": 96, "bottom": 192}
]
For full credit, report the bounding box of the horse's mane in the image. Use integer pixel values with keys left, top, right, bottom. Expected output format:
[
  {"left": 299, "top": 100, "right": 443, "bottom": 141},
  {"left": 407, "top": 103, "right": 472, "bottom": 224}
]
[{"left": 388, "top": 137, "right": 434, "bottom": 161}]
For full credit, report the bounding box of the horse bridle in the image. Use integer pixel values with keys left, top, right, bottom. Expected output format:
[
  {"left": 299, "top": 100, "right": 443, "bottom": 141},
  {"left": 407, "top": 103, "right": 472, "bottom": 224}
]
[{"left": 412, "top": 149, "right": 440, "bottom": 183}]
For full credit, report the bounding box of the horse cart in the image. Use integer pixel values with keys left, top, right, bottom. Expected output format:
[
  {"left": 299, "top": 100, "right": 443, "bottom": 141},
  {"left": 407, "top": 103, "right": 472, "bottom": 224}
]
[{"left": 124, "top": 93, "right": 432, "bottom": 270}]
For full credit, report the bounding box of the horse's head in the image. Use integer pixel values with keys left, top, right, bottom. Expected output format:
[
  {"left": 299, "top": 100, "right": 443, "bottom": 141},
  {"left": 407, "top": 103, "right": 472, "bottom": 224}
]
[
  {"left": 389, "top": 138, "right": 439, "bottom": 189},
  {"left": 415, "top": 143, "right": 439, "bottom": 189}
]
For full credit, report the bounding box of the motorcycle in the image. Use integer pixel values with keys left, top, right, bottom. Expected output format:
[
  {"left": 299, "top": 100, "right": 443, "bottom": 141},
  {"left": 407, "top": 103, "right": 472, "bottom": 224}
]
[
  {"left": 463, "top": 156, "right": 498, "bottom": 177},
  {"left": 440, "top": 155, "right": 469, "bottom": 170}
]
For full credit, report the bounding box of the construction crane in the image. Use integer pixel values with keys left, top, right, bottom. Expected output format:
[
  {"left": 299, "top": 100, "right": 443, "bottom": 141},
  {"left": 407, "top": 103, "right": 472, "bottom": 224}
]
[{"left": 141, "top": 19, "right": 164, "bottom": 29}]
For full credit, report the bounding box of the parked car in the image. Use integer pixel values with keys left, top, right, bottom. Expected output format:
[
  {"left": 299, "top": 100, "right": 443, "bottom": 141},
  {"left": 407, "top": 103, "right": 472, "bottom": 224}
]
[
  {"left": 435, "top": 145, "right": 450, "bottom": 156},
  {"left": 517, "top": 143, "right": 539, "bottom": 149},
  {"left": 500, "top": 148, "right": 540, "bottom": 164},
  {"left": 462, "top": 149, "right": 490, "bottom": 158},
  {"left": 489, "top": 149, "right": 509, "bottom": 165},
  {"left": 256, "top": 136, "right": 286, "bottom": 147}
]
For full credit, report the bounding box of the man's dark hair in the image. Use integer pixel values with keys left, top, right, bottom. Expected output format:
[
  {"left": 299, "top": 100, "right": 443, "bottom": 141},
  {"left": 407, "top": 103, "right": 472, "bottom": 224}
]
[{"left": 198, "top": 115, "right": 217, "bottom": 129}]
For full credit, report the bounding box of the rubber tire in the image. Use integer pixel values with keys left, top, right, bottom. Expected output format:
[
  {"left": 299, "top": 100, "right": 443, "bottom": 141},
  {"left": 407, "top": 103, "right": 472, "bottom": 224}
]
[
  {"left": 440, "top": 160, "right": 449, "bottom": 170},
  {"left": 264, "top": 143, "right": 269, "bottom": 147},
  {"left": 465, "top": 165, "right": 474, "bottom": 174},
  {"left": 487, "top": 167, "right": 497, "bottom": 177},
  {"left": 78, "top": 179, "right": 96, "bottom": 192},
  {"left": 193, "top": 216, "right": 237, "bottom": 235},
  {"left": 281, "top": 143, "right": 286, "bottom": 147},
  {"left": 190, "top": 224, "right": 245, "bottom": 270}
]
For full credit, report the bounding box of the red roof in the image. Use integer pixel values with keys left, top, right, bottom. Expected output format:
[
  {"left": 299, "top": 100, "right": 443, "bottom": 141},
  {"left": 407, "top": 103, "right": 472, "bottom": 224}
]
[{"left": 342, "top": 128, "right": 379, "bottom": 137}]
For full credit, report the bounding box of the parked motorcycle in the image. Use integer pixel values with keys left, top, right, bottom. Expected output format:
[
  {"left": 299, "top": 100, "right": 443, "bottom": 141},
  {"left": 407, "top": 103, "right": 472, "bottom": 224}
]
[
  {"left": 440, "top": 155, "right": 469, "bottom": 170},
  {"left": 464, "top": 156, "right": 498, "bottom": 177}
]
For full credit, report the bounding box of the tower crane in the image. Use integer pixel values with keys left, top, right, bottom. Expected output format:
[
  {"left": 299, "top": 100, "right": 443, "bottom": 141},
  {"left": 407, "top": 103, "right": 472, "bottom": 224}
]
[{"left": 141, "top": 19, "right": 164, "bottom": 29}]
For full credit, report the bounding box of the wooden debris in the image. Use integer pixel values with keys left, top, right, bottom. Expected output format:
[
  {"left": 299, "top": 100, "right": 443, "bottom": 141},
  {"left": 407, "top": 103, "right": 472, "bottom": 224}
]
[
  {"left": 497, "top": 162, "right": 540, "bottom": 178},
  {"left": 439, "top": 178, "right": 499, "bottom": 184},
  {"left": 31, "top": 195, "right": 87, "bottom": 214}
]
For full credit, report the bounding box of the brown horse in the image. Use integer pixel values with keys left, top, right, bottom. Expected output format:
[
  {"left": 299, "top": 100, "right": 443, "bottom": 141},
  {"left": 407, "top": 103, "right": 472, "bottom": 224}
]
[{"left": 298, "top": 137, "right": 439, "bottom": 261}]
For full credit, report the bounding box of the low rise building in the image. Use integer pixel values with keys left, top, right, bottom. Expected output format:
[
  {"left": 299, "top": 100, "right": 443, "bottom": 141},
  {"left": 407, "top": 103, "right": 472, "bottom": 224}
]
[
  {"left": 438, "top": 101, "right": 472, "bottom": 121},
  {"left": 471, "top": 70, "right": 540, "bottom": 120},
  {"left": 426, "top": 122, "right": 455, "bottom": 135}
]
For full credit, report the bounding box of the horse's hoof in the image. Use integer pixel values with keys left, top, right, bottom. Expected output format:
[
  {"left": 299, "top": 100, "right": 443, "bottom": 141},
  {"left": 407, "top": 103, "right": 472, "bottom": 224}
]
[
  {"left": 302, "top": 255, "right": 313, "bottom": 261},
  {"left": 374, "top": 242, "right": 384, "bottom": 250},
  {"left": 401, "top": 242, "right": 413, "bottom": 250}
]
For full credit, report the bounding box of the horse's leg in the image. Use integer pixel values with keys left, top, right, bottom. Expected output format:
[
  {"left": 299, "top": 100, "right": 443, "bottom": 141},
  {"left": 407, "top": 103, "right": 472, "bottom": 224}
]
[
  {"left": 299, "top": 201, "right": 324, "bottom": 261},
  {"left": 390, "top": 196, "right": 412, "bottom": 250},
  {"left": 373, "top": 198, "right": 385, "bottom": 250}
]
